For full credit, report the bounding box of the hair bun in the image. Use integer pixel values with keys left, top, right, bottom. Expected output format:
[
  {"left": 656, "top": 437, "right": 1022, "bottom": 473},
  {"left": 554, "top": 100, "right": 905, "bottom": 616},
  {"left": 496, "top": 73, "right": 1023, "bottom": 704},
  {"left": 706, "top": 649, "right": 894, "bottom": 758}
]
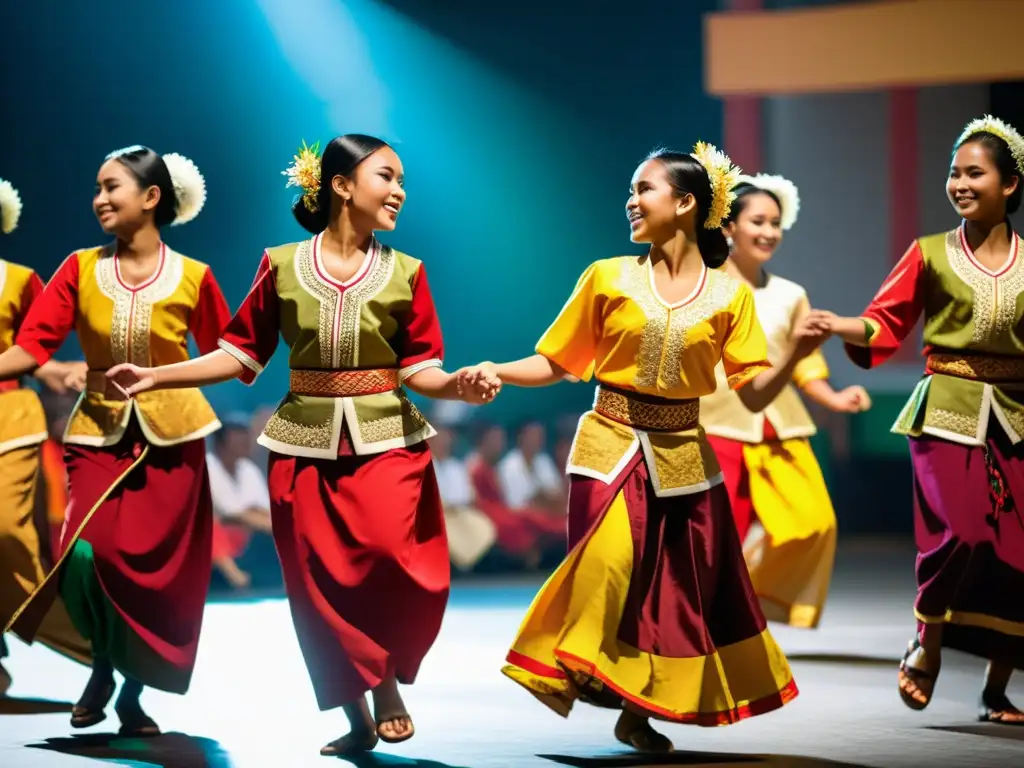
[
  {"left": 161, "top": 153, "right": 207, "bottom": 225},
  {"left": 0, "top": 178, "right": 23, "bottom": 235}
]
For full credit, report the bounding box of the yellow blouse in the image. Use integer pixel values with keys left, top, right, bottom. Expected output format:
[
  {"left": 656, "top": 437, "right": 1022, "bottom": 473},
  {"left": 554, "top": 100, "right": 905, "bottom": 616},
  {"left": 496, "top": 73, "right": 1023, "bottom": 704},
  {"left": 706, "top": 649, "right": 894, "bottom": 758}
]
[
  {"left": 538, "top": 256, "right": 771, "bottom": 496},
  {"left": 0, "top": 260, "right": 47, "bottom": 455},
  {"left": 701, "top": 272, "right": 829, "bottom": 443}
]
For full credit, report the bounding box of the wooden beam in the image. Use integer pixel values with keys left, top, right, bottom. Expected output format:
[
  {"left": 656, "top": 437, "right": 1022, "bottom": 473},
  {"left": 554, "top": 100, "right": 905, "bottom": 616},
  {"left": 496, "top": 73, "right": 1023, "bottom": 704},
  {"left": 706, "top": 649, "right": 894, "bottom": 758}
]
[{"left": 705, "top": 0, "right": 1024, "bottom": 95}]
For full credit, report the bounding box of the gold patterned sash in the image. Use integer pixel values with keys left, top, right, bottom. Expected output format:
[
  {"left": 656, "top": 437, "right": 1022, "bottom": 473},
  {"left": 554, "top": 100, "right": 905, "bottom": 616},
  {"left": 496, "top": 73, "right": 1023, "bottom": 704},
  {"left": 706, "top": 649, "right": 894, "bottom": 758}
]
[
  {"left": 926, "top": 353, "right": 1024, "bottom": 384},
  {"left": 594, "top": 384, "right": 699, "bottom": 432},
  {"left": 289, "top": 368, "right": 400, "bottom": 397}
]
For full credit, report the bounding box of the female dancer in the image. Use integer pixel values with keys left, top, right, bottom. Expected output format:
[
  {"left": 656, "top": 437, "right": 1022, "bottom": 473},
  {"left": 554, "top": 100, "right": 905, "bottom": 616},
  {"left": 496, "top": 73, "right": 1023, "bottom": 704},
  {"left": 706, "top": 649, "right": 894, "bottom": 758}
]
[
  {"left": 460, "top": 143, "right": 827, "bottom": 752},
  {"left": 702, "top": 174, "right": 870, "bottom": 629},
  {"left": 0, "top": 147, "right": 229, "bottom": 734},
  {"left": 817, "top": 115, "right": 1024, "bottom": 723},
  {"left": 0, "top": 178, "right": 91, "bottom": 693},
  {"left": 107, "top": 135, "right": 495, "bottom": 756}
]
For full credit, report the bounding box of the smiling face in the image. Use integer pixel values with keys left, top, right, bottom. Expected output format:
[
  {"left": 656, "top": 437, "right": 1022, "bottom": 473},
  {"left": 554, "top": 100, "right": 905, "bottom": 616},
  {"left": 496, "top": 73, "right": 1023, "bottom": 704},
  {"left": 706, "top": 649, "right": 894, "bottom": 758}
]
[
  {"left": 333, "top": 145, "right": 406, "bottom": 232},
  {"left": 725, "top": 191, "right": 783, "bottom": 266},
  {"left": 947, "top": 140, "right": 1019, "bottom": 222},
  {"left": 625, "top": 159, "right": 693, "bottom": 244},
  {"left": 93, "top": 158, "right": 160, "bottom": 234}
]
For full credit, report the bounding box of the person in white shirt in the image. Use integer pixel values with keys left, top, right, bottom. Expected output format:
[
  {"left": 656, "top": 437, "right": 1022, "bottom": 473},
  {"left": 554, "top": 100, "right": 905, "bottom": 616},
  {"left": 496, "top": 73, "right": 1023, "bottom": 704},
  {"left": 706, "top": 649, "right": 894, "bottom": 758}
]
[
  {"left": 206, "top": 416, "right": 274, "bottom": 590},
  {"left": 431, "top": 427, "right": 496, "bottom": 571},
  {"left": 497, "top": 422, "right": 565, "bottom": 512}
]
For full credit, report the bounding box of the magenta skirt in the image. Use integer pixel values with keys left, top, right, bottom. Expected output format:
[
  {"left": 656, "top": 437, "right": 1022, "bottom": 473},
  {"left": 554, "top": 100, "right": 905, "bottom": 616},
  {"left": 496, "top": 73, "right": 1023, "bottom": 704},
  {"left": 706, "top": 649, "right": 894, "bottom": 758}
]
[{"left": 910, "top": 426, "right": 1024, "bottom": 667}]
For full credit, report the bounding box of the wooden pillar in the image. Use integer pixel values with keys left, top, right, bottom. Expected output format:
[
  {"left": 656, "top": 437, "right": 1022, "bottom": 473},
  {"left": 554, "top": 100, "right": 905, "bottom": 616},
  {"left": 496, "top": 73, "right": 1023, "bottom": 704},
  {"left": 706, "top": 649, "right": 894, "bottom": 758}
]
[
  {"left": 721, "top": 0, "right": 763, "bottom": 173},
  {"left": 888, "top": 87, "right": 920, "bottom": 360}
]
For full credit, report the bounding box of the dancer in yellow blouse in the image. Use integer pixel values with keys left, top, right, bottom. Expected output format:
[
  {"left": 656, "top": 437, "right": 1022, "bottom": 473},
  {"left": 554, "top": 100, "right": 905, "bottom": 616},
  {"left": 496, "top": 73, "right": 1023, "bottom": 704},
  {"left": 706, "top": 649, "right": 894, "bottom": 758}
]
[
  {"left": 0, "top": 177, "right": 91, "bottom": 694},
  {"left": 461, "top": 144, "right": 829, "bottom": 752},
  {"left": 702, "top": 174, "right": 870, "bottom": 629}
]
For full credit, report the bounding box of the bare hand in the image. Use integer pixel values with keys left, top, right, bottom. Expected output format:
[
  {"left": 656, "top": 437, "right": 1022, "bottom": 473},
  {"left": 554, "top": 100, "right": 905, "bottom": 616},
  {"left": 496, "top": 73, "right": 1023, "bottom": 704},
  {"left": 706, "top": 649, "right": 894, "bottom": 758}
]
[
  {"left": 792, "top": 313, "right": 832, "bottom": 359},
  {"left": 62, "top": 361, "right": 88, "bottom": 393},
  {"left": 106, "top": 363, "right": 158, "bottom": 398},
  {"left": 830, "top": 385, "right": 872, "bottom": 414},
  {"left": 456, "top": 362, "right": 501, "bottom": 404}
]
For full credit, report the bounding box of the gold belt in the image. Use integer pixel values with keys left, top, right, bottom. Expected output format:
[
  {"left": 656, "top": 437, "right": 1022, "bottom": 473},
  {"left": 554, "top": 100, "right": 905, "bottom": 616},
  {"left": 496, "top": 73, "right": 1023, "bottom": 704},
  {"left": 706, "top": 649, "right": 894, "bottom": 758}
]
[
  {"left": 594, "top": 386, "right": 699, "bottom": 432},
  {"left": 289, "top": 368, "right": 400, "bottom": 397},
  {"left": 926, "top": 353, "right": 1024, "bottom": 384}
]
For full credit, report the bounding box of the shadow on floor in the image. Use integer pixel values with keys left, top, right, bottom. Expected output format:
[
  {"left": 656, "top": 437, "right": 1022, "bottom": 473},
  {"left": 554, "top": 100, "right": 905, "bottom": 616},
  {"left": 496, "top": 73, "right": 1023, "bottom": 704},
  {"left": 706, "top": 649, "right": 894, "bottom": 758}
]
[
  {"left": 29, "top": 731, "right": 234, "bottom": 768},
  {"left": 0, "top": 696, "right": 74, "bottom": 715},
  {"left": 335, "top": 754, "right": 472, "bottom": 768},
  {"left": 538, "top": 751, "right": 872, "bottom": 767},
  {"left": 929, "top": 723, "right": 1024, "bottom": 742},
  {"left": 785, "top": 653, "right": 897, "bottom": 666}
]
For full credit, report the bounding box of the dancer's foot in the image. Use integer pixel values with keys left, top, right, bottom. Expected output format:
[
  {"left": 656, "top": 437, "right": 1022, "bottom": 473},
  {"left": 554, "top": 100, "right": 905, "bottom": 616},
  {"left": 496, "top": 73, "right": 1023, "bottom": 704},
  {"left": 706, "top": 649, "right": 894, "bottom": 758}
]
[
  {"left": 322, "top": 697, "right": 379, "bottom": 756},
  {"left": 0, "top": 662, "right": 11, "bottom": 697},
  {"left": 371, "top": 676, "right": 414, "bottom": 744},
  {"left": 898, "top": 636, "right": 939, "bottom": 711},
  {"left": 215, "top": 557, "right": 251, "bottom": 590},
  {"left": 980, "top": 690, "right": 1024, "bottom": 725},
  {"left": 320, "top": 728, "right": 379, "bottom": 756},
  {"left": 114, "top": 679, "right": 160, "bottom": 737},
  {"left": 614, "top": 709, "right": 673, "bottom": 753},
  {"left": 71, "top": 662, "right": 115, "bottom": 728}
]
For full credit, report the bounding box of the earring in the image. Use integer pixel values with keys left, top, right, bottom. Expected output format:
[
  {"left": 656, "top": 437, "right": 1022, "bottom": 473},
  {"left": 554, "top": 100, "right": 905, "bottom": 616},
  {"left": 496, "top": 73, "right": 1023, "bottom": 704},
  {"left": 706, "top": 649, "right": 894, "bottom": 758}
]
[{"left": 726, "top": 236, "right": 734, "bottom": 251}]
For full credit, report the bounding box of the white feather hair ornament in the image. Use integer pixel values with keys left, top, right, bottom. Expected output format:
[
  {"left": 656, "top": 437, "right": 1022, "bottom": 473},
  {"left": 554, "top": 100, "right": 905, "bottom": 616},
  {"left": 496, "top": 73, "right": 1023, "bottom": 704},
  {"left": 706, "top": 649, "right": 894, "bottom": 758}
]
[
  {"left": 737, "top": 173, "right": 801, "bottom": 230},
  {"left": 0, "top": 178, "right": 23, "bottom": 235},
  {"left": 955, "top": 114, "right": 1024, "bottom": 176},
  {"left": 162, "top": 153, "right": 207, "bottom": 226}
]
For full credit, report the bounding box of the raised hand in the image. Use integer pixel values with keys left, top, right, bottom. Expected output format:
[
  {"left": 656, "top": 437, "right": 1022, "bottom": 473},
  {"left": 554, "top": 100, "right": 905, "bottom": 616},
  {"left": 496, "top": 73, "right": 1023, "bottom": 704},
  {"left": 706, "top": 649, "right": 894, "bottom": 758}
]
[
  {"left": 106, "top": 363, "right": 159, "bottom": 399},
  {"left": 830, "top": 384, "right": 872, "bottom": 414}
]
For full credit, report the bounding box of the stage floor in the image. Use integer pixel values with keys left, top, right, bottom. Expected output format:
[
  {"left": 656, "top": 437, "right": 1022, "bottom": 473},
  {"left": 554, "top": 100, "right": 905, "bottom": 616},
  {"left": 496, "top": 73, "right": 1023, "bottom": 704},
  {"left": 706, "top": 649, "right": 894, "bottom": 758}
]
[{"left": 1, "top": 539, "right": 1022, "bottom": 767}]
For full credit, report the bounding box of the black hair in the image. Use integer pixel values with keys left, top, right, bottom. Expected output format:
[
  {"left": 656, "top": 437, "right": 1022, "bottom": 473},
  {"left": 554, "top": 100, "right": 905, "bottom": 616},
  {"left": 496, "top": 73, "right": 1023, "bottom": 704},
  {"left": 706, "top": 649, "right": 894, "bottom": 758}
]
[
  {"left": 292, "top": 134, "right": 391, "bottom": 234},
  {"left": 106, "top": 146, "right": 178, "bottom": 228},
  {"left": 645, "top": 149, "right": 729, "bottom": 268},
  {"left": 722, "top": 182, "right": 782, "bottom": 226},
  {"left": 955, "top": 130, "right": 1023, "bottom": 216}
]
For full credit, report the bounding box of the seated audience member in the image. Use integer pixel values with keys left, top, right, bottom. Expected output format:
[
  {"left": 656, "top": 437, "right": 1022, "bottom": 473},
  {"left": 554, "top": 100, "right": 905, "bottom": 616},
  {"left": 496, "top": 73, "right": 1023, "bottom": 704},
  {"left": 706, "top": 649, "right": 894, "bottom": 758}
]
[
  {"left": 207, "top": 414, "right": 277, "bottom": 591},
  {"left": 498, "top": 421, "right": 566, "bottom": 514},
  {"left": 431, "top": 426, "right": 496, "bottom": 571}
]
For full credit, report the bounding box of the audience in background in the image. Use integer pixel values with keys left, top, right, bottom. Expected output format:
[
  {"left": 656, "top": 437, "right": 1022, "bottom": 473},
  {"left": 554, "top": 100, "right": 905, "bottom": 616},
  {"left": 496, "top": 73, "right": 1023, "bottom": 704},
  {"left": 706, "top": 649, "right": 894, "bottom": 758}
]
[
  {"left": 431, "top": 426, "right": 496, "bottom": 572},
  {"left": 206, "top": 415, "right": 279, "bottom": 591},
  {"left": 35, "top": 394, "right": 581, "bottom": 592},
  {"left": 467, "top": 423, "right": 565, "bottom": 569}
]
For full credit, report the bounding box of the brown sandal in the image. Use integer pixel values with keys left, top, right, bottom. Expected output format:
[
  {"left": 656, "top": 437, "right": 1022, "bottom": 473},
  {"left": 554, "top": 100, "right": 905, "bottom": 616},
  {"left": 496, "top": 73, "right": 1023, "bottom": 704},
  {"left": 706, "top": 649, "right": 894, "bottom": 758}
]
[
  {"left": 898, "top": 637, "right": 937, "bottom": 711},
  {"left": 376, "top": 712, "right": 415, "bottom": 744}
]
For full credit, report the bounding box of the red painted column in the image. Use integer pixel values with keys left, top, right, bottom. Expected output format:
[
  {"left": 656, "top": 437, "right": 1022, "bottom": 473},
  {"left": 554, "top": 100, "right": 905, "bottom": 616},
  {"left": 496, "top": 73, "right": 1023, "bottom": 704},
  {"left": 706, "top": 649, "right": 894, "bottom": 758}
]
[
  {"left": 722, "top": 0, "right": 763, "bottom": 174},
  {"left": 888, "top": 87, "right": 920, "bottom": 361}
]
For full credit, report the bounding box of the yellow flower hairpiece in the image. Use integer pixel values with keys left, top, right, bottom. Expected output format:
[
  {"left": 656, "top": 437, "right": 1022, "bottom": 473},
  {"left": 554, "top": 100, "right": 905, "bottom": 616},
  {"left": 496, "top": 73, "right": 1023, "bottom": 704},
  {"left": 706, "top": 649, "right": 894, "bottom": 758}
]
[
  {"left": 956, "top": 115, "right": 1024, "bottom": 176},
  {"left": 691, "top": 141, "right": 742, "bottom": 230},
  {"left": 283, "top": 140, "right": 322, "bottom": 212}
]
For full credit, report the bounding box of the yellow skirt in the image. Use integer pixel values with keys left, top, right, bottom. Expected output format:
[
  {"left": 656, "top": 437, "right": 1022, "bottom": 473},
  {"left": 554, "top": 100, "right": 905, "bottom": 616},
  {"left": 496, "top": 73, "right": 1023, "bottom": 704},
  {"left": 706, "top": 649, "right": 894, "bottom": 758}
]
[
  {"left": 711, "top": 434, "right": 837, "bottom": 629},
  {"left": 502, "top": 454, "right": 797, "bottom": 725},
  {"left": 0, "top": 445, "right": 90, "bottom": 664}
]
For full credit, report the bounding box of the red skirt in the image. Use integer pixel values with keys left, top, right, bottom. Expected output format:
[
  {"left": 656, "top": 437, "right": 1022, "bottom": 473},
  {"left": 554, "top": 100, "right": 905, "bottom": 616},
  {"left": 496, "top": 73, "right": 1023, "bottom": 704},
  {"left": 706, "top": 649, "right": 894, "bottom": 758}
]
[
  {"left": 9, "top": 429, "right": 212, "bottom": 694},
  {"left": 267, "top": 440, "right": 450, "bottom": 711}
]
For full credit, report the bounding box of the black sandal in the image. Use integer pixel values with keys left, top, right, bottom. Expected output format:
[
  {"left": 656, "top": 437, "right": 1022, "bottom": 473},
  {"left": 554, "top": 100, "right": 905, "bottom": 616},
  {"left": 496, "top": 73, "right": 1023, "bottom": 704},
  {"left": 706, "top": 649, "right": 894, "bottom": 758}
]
[
  {"left": 614, "top": 722, "right": 674, "bottom": 753},
  {"left": 320, "top": 729, "right": 379, "bottom": 755},
  {"left": 979, "top": 692, "right": 1024, "bottom": 725},
  {"left": 898, "top": 637, "right": 937, "bottom": 711},
  {"left": 70, "top": 678, "right": 116, "bottom": 728}
]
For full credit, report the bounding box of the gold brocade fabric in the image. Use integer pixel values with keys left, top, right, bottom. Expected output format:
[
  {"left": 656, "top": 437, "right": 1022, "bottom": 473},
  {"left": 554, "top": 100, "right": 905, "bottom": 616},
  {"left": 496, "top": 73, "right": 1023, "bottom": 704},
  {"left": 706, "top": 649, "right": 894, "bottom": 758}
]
[{"left": 289, "top": 368, "right": 399, "bottom": 397}]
